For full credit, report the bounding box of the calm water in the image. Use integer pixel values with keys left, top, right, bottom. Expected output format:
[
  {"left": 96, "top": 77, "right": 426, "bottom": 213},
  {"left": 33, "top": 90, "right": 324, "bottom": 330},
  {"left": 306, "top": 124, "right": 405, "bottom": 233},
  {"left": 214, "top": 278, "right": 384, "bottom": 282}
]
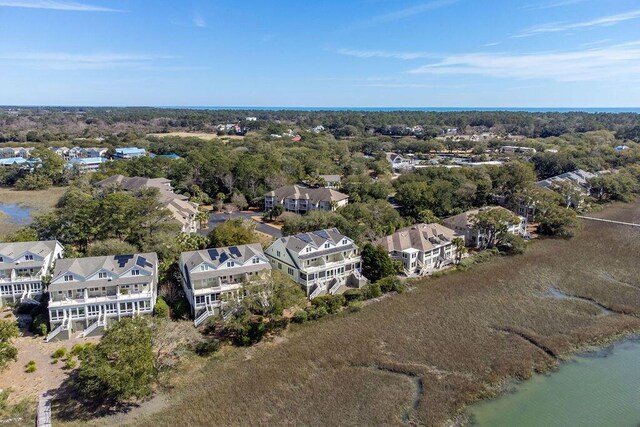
[
  {"left": 0, "top": 203, "right": 33, "bottom": 225},
  {"left": 469, "top": 337, "right": 640, "bottom": 427}
]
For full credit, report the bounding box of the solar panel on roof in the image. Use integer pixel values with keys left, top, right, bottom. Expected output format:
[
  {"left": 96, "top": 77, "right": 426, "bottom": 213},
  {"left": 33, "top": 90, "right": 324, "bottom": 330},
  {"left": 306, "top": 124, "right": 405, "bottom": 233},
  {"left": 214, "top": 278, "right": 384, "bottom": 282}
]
[
  {"left": 136, "top": 256, "right": 147, "bottom": 268},
  {"left": 207, "top": 249, "right": 219, "bottom": 260},
  {"left": 219, "top": 253, "right": 229, "bottom": 263},
  {"left": 229, "top": 246, "right": 241, "bottom": 258},
  {"left": 296, "top": 234, "right": 312, "bottom": 243},
  {"left": 314, "top": 230, "right": 330, "bottom": 240},
  {"left": 114, "top": 255, "right": 134, "bottom": 268}
]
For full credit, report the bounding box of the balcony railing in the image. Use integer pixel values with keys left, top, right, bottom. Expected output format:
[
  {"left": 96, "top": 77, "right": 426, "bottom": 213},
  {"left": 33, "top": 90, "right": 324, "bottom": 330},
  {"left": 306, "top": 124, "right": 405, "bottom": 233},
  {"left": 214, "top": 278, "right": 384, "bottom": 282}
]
[{"left": 49, "top": 291, "right": 153, "bottom": 307}]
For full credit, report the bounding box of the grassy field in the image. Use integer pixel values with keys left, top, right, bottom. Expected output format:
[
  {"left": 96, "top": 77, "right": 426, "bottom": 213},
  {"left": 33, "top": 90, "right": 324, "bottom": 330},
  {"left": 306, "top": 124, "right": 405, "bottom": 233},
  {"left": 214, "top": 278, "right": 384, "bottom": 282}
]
[
  {"left": 64, "top": 200, "right": 640, "bottom": 427},
  {"left": 146, "top": 132, "right": 244, "bottom": 141},
  {"left": 0, "top": 187, "right": 67, "bottom": 237}
]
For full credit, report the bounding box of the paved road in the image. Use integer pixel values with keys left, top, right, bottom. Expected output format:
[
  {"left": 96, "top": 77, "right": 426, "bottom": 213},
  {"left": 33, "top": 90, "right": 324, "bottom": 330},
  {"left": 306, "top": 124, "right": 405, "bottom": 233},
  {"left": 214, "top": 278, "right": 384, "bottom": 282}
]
[{"left": 200, "top": 211, "right": 283, "bottom": 238}]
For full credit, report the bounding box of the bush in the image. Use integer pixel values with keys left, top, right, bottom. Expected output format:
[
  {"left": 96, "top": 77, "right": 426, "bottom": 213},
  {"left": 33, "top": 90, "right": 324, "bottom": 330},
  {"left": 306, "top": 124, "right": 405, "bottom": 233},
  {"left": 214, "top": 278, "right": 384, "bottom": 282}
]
[
  {"left": 312, "top": 295, "right": 346, "bottom": 314},
  {"left": 306, "top": 306, "right": 328, "bottom": 321},
  {"left": 31, "top": 313, "right": 48, "bottom": 336},
  {"left": 153, "top": 297, "right": 171, "bottom": 319},
  {"left": 70, "top": 343, "right": 95, "bottom": 360},
  {"left": 343, "top": 289, "right": 364, "bottom": 302},
  {"left": 361, "top": 283, "right": 382, "bottom": 300},
  {"left": 292, "top": 310, "right": 308, "bottom": 324},
  {"left": 65, "top": 357, "right": 77, "bottom": 370},
  {"left": 169, "top": 298, "right": 190, "bottom": 320},
  {"left": 195, "top": 339, "right": 220, "bottom": 356},
  {"left": 377, "top": 276, "right": 405, "bottom": 294},
  {"left": 348, "top": 301, "right": 364, "bottom": 313},
  {"left": 498, "top": 234, "right": 527, "bottom": 255},
  {"left": 25, "top": 360, "right": 36, "bottom": 373},
  {"left": 52, "top": 347, "right": 67, "bottom": 359}
]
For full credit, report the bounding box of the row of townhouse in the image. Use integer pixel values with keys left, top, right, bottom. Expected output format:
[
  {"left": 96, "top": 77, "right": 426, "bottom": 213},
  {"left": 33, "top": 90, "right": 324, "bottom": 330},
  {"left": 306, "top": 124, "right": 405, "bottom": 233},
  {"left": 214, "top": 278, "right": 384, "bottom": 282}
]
[
  {"left": 0, "top": 147, "right": 34, "bottom": 159},
  {"left": 264, "top": 185, "right": 349, "bottom": 214},
  {"left": 0, "top": 240, "right": 157, "bottom": 341}
]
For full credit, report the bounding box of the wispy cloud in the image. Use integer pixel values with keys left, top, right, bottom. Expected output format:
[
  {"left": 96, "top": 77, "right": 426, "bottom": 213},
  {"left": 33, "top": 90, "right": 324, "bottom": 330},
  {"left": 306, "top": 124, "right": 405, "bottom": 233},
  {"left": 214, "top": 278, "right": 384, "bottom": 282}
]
[
  {"left": 407, "top": 42, "right": 640, "bottom": 82},
  {"left": 483, "top": 42, "right": 501, "bottom": 47},
  {"left": 0, "top": 0, "right": 121, "bottom": 12},
  {"left": 193, "top": 15, "right": 206, "bottom": 28},
  {"left": 350, "top": 0, "right": 458, "bottom": 29},
  {"left": 0, "top": 52, "right": 174, "bottom": 70},
  {"left": 337, "top": 48, "right": 434, "bottom": 60},
  {"left": 515, "top": 9, "right": 640, "bottom": 37},
  {"left": 522, "top": 0, "right": 591, "bottom": 10}
]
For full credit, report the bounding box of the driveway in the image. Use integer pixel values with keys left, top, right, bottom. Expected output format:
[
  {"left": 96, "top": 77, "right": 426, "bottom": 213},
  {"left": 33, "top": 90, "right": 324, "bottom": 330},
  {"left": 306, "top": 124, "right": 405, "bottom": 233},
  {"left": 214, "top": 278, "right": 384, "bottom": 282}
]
[{"left": 201, "top": 211, "right": 283, "bottom": 238}]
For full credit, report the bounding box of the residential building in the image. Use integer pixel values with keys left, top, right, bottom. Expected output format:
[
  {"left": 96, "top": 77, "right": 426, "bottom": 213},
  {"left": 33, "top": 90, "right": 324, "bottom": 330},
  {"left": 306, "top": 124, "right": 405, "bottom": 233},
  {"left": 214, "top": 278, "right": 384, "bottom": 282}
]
[
  {"left": 615, "top": 145, "right": 630, "bottom": 151},
  {"left": 443, "top": 206, "right": 526, "bottom": 248},
  {"left": 47, "top": 253, "right": 158, "bottom": 341},
  {"left": 0, "top": 157, "right": 27, "bottom": 167},
  {"left": 66, "top": 156, "right": 108, "bottom": 172},
  {"left": 264, "top": 185, "right": 348, "bottom": 214},
  {"left": 500, "top": 146, "right": 537, "bottom": 155},
  {"left": 386, "top": 153, "right": 415, "bottom": 171},
  {"left": 179, "top": 244, "right": 272, "bottom": 326},
  {"left": 375, "top": 223, "right": 460, "bottom": 276},
  {"left": 82, "top": 147, "right": 108, "bottom": 158},
  {"left": 0, "top": 241, "right": 64, "bottom": 308},
  {"left": 536, "top": 169, "right": 597, "bottom": 195},
  {"left": 96, "top": 175, "right": 199, "bottom": 233},
  {"left": 114, "top": 147, "right": 147, "bottom": 159},
  {"left": 318, "top": 175, "right": 342, "bottom": 189},
  {"left": 265, "top": 228, "right": 367, "bottom": 298}
]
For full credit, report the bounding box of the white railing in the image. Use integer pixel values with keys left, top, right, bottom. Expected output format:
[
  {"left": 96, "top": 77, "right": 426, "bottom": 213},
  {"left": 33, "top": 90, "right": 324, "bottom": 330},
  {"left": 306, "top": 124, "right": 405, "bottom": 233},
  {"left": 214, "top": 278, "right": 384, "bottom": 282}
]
[
  {"left": 46, "top": 317, "right": 70, "bottom": 343},
  {"left": 194, "top": 305, "right": 215, "bottom": 327},
  {"left": 80, "top": 318, "right": 101, "bottom": 338},
  {"left": 328, "top": 280, "right": 342, "bottom": 295},
  {"left": 310, "top": 284, "right": 324, "bottom": 299}
]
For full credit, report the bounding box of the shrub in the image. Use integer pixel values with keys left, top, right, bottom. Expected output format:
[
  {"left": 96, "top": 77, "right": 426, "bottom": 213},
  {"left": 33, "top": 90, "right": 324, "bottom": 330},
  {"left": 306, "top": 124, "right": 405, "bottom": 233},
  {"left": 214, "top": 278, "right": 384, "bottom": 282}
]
[
  {"left": 51, "top": 358, "right": 58, "bottom": 364},
  {"left": 292, "top": 310, "right": 308, "bottom": 324},
  {"left": 343, "top": 289, "right": 364, "bottom": 302},
  {"left": 153, "top": 297, "right": 171, "bottom": 319},
  {"left": 31, "top": 313, "right": 48, "bottom": 336},
  {"left": 361, "top": 283, "right": 382, "bottom": 300},
  {"left": 348, "top": 301, "right": 364, "bottom": 313},
  {"left": 498, "top": 234, "right": 527, "bottom": 256},
  {"left": 52, "top": 347, "right": 67, "bottom": 359},
  {"left": 195, "top": 339, "right": 220, "bottom": 356},
  {"left": 169, "top": 298, "right": 190, "bottom": 320},
  {"left": 65, "top": 357, "right": 77, "bottom": 370},
  {"left": 377, "top": 276, "right": 405, "bottom": 294},
  {"left": 312, "top": 295, "right": 346, "bottom": 314},
  {"left": 25, "top": 360, "right": 36, "bottom": 373},
  {"left": 306, "top": 306, "right": 328, "bottom": 321},
  {"left": 70, "top": 343, "right": 95, "bottom": 360}
]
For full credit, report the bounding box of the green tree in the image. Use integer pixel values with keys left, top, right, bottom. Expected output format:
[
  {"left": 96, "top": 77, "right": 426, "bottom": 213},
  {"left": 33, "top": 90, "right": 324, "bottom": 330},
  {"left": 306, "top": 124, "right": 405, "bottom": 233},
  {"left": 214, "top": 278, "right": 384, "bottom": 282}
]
[
  {"left": 77, "top": 317, "right": 155, "bottom": 402},
  {"left": 153, "top": 297, "right": 171, "bottom": 319},
  {"left": 361, "top": 243, "right": 397, "bottom": 282},
  {"left": 537, "top": 206, "right": 580, "bottom": 238},
  {"left": 471, "top": 208, "right": 520, "bottom": 249},
  {"left": 208, "top": 218, "right": 259, "bottom": 248},
  {"left": 0, "top": 320, "right": 19, "bottom": 371}
]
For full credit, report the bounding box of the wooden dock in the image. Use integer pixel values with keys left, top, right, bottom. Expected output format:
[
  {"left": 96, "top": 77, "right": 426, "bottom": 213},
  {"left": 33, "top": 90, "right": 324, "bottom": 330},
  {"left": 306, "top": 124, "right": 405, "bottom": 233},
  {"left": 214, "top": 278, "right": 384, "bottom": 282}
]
[
  {"left": 37, "top": 393, "right": 52, "bottom": 427},
  {"left": 578, "top": 216, "right": 640, "bottom": 228}
]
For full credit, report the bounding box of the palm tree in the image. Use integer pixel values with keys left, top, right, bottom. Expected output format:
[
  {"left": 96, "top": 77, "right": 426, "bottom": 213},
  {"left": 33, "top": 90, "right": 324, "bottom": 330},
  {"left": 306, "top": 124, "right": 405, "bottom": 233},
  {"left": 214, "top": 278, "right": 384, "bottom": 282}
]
[
  {"left": 196, "top": 210, "right": 210, "bottom": 229},
  {"left": 452, "top": 237, "right": 467, "bottom": 263}
]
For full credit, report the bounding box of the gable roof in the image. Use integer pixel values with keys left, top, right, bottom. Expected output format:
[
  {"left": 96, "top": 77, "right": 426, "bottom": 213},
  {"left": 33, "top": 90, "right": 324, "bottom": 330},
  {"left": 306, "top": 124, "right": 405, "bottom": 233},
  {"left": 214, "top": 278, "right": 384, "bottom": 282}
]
[
  {"left": 376, "top": 223, "right": 459, "bottom": 253},
  {"left": 266, "top": 185, "right": 348, "bottom": 204},
  {"left": 536, "top": 169, "right": 597, "bottom": 190},
  {"left": 52, "top": 252, "right": 157, "bottom": 280},
  {"left": 180, "top": 243, "right": 266, "bottom": 271},
  {"left": 279, "top": 228, "right": 348, "bottom": 254},
  {"left": 0, "top": 240, "right": 60, "bottom": 267},
  {"left": 443, "top": 206, "right": 517, "bottom": 231}
]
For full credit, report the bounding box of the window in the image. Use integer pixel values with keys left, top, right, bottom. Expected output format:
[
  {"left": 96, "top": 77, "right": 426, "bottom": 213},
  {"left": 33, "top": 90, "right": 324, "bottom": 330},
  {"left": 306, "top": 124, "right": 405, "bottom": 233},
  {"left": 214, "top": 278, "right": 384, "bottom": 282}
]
[
  {"left": 200, "top": 265, "right": 208, "bottom": 271},
  {"left": 0, "top": 257, "right": 3, "bottom": 262},
  {"left": 227, "top": 262, "right": 234, "bottom": 267},
  {"left": 278, "top": 262, "right": 282, "bottom": 270},
  {"left": 324, "top": 243, "right": 330, "bottom": 249},
  {"left": 98, "top": 272, "right": 107, "bottom": 279},
  {"left": 287, "top": 267, "right": 294, "bottom": 276},
  {"left": 131, "top": 269, "right": 140, "bottom": 276},
  {"left": 24, "top": 255, "right": 33, "bottom": 261},
  {"left": 276, "top": 250, "right": 281, "bottom": 257},
  {"left": 64, "top": 275, "right": 73, "bottom": 282},
  {"left": 195, "top": 295, "right": 206, "bottom": 305},
  {"left": 342, "top": 239, "right": 348, "bottom": 245},
  {"left": 252, "top": 257, "right": 259, "bottom": 264}
]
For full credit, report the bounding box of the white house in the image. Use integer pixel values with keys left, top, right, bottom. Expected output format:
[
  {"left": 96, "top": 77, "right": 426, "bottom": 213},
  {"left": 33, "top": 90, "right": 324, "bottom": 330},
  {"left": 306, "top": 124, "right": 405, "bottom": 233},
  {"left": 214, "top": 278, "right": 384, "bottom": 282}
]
[
  {"left": 0, "top": 241, "right": 63, "bottom": 307},
  {"left": 114, "top": 147, "right": 147, "bottom": 159},
  {"left": 443, "top": 207, "right": 526, "bottom": 248},
  {"left": 265, "top": 185, "right": 348, "bottom": 214},
  {"left": 265, "top": 228, "right": 367, "bottom": 298},
  {"left": 386, "top": 153, "right": 415, "bottom": 172},
  {"left": 46, "top": 253, "right": 158, "bottom": 341},
  {"left": 376, "top": 223, "right": 460, "bottom": 276},
  {"left": 180, "top": 244, "right": 272, "bottom": 327}
]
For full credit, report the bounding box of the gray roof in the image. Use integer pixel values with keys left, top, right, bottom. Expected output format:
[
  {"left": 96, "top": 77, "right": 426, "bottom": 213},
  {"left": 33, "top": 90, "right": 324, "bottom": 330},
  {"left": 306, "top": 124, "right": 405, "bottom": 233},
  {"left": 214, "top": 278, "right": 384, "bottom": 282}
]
[
  {"left": 281, "top": 228, "right": 348, "bottom": 254},
  {"left": 181, "top": 243, "right": 268, "bottom": 271},
  {"left": 376, "top": 223, "right": 459, "bottom": 253},
  {"left": 52, "top": 252, "right": 157, "bottom": 280},
  {"left": 443, "top": 206, "right": 516, "bottom": 231},
  {"left": 0, "top": 240, "right": 60, "bottom": 264},
  {"left": 265, "top": 185, "right": 348, "bottom": 204},
  {"left": 95, "top": 175, "right": 186, "bottom": 200},
  {"left": 536, "top": 169, "right": 596, "bottom": 190},
  {"left": 319, "top": 175, "right": 341, "bottom": 183}
]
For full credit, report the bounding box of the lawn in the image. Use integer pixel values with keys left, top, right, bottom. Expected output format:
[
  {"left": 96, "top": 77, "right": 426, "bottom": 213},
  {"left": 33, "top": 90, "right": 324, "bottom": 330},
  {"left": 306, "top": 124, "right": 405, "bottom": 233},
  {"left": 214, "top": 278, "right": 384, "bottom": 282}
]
[
  {"left": 0, "top": 187, "right": 67, "bottom": 237},
  {"left": 61, "top": 200, "right": 640, "bottom": 426}
]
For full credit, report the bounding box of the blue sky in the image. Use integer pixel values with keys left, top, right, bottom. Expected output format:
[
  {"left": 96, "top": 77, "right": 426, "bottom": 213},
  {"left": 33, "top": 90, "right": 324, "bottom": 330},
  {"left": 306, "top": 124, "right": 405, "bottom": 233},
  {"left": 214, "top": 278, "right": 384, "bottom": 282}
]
[{"left": 1, "top": 0, "right": 640, "bottom": 107}]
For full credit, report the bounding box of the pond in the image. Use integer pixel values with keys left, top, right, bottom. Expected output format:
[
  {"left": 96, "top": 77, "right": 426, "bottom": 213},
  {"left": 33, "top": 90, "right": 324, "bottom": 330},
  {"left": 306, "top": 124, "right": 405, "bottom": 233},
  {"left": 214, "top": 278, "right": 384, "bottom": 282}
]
[
  {"left": 469, "top": 337, "right": 640, "bottom": 427},
  {"left": 0, "top": 203, "right": 34, "bottom": 225}
]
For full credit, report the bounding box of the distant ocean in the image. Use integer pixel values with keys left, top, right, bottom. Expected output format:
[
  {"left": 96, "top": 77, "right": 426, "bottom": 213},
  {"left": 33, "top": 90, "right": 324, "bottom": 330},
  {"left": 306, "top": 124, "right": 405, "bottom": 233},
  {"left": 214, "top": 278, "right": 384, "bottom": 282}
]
[{"left": 161, "top": 106, "right": 640, "bottom": 113}]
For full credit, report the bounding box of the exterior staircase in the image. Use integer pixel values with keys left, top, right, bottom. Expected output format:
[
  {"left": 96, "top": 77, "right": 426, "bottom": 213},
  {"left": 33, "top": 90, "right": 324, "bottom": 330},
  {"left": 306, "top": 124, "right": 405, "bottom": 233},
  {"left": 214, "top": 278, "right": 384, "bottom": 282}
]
[
  {"left": 310, "top": 284, "right": 325, "bottom": 299},
  {"left": 20, "top": 290, "right": 40, "bottom": 305},
  {"left": 194, "top": 305, "right": 215, "bottom": 327},
  {"left": 328, "top": 278, "right": 342, "bottom": 295},
  {"left": 46, "top": 316, "right": 70, "bottom": 342}
]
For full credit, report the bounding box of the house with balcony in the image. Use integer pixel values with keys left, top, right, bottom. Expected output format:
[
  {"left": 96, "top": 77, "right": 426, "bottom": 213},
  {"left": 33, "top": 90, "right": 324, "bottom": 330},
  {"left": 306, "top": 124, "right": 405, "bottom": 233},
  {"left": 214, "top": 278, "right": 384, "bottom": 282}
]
[
  {"left": 443, "top": 206, "right": 526, "bottom": 248},
  {"left": 265, "top": 228, "right": 367, "bottom": 298},
  {"left": 376, "top": 224, "right": 460, "bottom": 277},
  {"left": 179, "top": 244, "right": 272, "bottom": 327},
  {"left": 46, "top": 253, "right": 158, "bottom": 341},
  {"left": 0, "top": 240, "right": 63, "bottom": 308},
  {"left": 264, "top": 185, "right": 348, "bottom": 214}
]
